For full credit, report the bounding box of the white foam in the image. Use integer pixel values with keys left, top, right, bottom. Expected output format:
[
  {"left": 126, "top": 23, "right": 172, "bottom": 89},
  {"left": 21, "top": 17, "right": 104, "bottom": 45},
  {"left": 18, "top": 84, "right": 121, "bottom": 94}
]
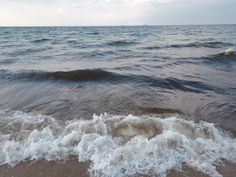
[{"left": 0, "top": 110, "right": 236, "bottom": 177}]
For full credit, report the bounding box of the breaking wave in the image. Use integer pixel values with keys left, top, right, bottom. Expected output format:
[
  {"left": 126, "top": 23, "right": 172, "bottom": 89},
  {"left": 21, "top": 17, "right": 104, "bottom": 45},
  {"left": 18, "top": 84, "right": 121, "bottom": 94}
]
[{"left": 0, "top": 110, "right": 236, "bottom": 177}]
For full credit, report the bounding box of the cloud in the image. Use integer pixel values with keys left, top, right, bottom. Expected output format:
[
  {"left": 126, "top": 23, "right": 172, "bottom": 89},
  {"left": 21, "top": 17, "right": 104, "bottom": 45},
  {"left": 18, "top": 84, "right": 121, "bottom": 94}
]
[
  {"left": 56, "top": 7, "right": 64, "bottom": 13},
  {"left": 0, "top": 0, "right": 235, "bottom": 26}
]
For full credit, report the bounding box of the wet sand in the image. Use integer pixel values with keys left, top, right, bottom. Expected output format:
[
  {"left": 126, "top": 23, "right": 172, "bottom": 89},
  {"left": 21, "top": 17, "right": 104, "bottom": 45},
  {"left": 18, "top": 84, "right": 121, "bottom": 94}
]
[
  {"left": 0, "top": 157, "right": 235, "bottom": 177},
  {"left": 0, "top": 156, "right": 90, "bottom": 177}
]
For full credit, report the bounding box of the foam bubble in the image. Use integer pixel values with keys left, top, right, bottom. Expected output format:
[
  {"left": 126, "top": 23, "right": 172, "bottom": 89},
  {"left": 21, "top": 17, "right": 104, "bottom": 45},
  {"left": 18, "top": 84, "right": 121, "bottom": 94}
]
[{"left": 0, "top": 110, "right": 236, "bottom": 177}]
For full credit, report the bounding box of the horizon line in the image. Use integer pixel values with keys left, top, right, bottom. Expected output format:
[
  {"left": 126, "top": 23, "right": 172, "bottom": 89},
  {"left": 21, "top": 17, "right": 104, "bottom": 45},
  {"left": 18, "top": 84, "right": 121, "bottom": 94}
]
[{"left": 0, "top": 23, "right": 235, "bottom": 28}]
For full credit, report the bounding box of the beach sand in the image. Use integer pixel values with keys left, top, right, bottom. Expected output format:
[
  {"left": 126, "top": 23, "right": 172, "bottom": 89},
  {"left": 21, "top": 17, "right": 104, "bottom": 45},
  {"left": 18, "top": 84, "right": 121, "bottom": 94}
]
[
  {"left": 168, "top": 161, "right": 236, "bottom": 177},
  {"left": 0, "top": 156, "right": 90, "bottom": 177},
  {"left": 0, "top": 157, "right": 235, "bottom": 177}
]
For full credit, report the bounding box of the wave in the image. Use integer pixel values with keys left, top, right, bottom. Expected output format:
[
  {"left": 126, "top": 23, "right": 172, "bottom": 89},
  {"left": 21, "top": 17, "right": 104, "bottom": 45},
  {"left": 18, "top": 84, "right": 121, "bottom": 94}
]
[
  {"left": 170, "top": 41, "right": 233, "bottom": 48},
  {"left": 0, "top": 110, "right": 235, "bottom": 177},
  {"left": 5, "top": 47, "right": 51, "bottom": 56},
  {"left": 0, "top": 69, "right": 218, "bottom": 93},
  {"left": 106, "top": 40, "right": 136, "bottom": 47},
  {"left": 86, "top": 32, "right": 100, "bottom": 35},
  {"left": 143, "top": 41, "right": 233, "bottom": 50},
  {"left": 197, "top": 51, "right": 236, "bottom": 66},
  {"left": 0, "top": 69, "right": 124, "bottom": 82},
  {"left": 206, "top": 51, "right": 236, "bottom": 60},
  {"left": 138, "top": 76, "right": 218, "bottom": 93},
  {"left": 143, "top": 46, "right": 161, "bottom": 50},
  {"left": 32, "top": 38, "right": 51, "bottom": 43},
  {"left": 48, "top": 69, "right": 119, "bottom": 81}
]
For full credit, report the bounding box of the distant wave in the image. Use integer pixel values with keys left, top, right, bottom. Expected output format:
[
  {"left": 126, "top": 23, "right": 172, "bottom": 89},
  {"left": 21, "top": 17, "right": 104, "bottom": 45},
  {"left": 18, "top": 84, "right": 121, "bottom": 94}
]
[
  {"left": 143, "top": 46, "right": 161, "bottom": 50},
  {"left": 106, "top": 40, "right": 136, "bottom": 47},
  {"left": 86, "top": 32, "right": 100, "bottom": 35},
  {"left": 169, "top": 41, "right": 233, "bottom": 48},
  {"left": 7, "top": 47, "right": 49, "bottom": 56},
  {"left": 143, "top": 41, "right": 233, "bottom": 50},
  {"left": 32, "top": 38, "right": 51, "bottom": 43}
]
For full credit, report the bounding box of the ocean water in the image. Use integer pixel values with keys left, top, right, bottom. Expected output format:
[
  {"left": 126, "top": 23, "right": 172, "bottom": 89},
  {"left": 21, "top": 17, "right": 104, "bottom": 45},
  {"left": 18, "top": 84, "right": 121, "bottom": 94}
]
[{"left": 0, "top": 25, "right": 236, "bottom": 177}]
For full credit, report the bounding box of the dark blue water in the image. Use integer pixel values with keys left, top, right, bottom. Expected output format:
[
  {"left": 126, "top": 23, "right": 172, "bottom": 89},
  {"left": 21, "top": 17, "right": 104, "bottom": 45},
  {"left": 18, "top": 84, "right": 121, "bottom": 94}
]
[{"left": 0, "top": 25, "right": 236, "bottom": 133}]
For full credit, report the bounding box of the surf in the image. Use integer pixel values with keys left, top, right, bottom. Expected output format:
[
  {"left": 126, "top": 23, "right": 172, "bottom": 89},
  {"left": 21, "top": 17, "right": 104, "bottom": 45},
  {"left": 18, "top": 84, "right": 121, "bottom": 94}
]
[{"left": 0, "top": 110, "right": 236, "bottom": 177}]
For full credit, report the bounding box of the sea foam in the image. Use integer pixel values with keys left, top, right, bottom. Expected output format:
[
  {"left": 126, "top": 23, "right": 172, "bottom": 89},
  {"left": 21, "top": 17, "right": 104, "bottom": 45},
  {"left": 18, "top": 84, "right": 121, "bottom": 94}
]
[{"left": 0, "top": 110, "right": 236, "bottom": 177}]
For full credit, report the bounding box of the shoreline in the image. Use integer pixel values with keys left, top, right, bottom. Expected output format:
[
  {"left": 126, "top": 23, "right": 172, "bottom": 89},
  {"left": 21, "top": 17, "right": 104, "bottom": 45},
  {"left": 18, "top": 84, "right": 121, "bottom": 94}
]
[{"left": 0, "top": 157, "right": 235, "bottom": 177}]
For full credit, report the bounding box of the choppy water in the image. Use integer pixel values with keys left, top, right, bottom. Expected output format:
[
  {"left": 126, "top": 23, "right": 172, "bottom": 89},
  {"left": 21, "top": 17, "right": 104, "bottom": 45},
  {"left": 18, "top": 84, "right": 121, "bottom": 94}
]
[{"left": 0, "top": 25, "right": 236, "bottom": 177}]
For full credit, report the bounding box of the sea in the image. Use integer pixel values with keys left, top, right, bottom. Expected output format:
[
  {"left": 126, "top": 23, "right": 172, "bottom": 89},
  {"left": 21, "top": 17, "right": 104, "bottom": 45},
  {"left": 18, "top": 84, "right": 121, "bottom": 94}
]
[{"left": 0, "top": 25, "right": 236, "bottom": 177}]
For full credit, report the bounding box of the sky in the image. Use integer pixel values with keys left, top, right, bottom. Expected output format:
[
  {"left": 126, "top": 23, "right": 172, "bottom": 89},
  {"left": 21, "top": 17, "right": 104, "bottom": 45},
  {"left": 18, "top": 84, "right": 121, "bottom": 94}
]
[{"left": 0, "top": 0, "right": 235, "bottom": 26}]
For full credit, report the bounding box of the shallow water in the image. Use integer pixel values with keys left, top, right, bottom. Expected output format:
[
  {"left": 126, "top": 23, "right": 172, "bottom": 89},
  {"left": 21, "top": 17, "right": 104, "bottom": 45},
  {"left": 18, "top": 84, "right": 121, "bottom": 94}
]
[{"left": 0, "top": 25, "right": 236, "bottom": 176}]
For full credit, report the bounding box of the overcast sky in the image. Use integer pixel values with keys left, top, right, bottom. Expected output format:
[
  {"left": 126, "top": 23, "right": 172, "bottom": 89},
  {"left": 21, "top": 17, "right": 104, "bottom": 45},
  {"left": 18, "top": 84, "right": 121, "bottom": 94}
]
[{"left": 0, "top": 0, "right": 235, "bottom": 26}]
